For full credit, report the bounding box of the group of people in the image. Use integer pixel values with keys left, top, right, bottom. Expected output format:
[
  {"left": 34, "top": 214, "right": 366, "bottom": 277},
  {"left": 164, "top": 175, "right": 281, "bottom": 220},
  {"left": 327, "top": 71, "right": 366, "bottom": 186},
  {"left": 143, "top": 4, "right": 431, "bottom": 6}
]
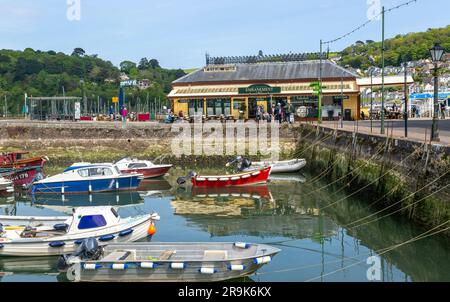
[{"left": 256, "top": 102, "right": 294, "bottom": 124}]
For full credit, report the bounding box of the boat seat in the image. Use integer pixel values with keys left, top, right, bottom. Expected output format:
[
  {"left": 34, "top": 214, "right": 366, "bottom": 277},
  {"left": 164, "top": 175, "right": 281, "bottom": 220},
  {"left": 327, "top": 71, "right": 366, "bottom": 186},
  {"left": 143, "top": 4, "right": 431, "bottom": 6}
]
[
  {"left": 159, "top": 250, "right": 176, "bottom": 260},
  {"left": 203, "top": 250, "right": 228, "bottom": 261}
]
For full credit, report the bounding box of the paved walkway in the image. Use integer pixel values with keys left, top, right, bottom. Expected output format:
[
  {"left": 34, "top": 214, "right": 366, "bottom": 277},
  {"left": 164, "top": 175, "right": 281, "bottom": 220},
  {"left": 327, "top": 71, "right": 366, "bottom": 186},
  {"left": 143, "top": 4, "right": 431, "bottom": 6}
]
[{"left": 318, "top": 118, "right": 450, "bottom": 146}]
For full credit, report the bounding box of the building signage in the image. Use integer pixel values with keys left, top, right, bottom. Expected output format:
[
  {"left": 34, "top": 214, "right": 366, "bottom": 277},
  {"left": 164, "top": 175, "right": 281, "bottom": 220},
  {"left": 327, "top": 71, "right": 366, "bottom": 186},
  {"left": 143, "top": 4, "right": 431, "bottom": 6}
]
[
  {"left": 333, "top": 95, "right": 349, "bottom": 101},
  {"left": 120, "top": 80, "right": 138, "bottom": 87},
  {"left": 238, "top": 84, "right": 281, "bottom": 95},
  {"left": 410, "top": 92, "right": 450, "bottom": 100}
]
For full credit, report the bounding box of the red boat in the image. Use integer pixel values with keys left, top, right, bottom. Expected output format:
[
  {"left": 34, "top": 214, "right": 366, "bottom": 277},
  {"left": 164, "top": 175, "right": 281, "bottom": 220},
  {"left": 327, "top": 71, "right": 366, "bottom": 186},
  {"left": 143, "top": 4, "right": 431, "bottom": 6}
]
[
  {"left": 191, "top": 166, "right": 272, "bottom": 188},
  {"left": 0, "top": 152, "right": 47, "bottom": 170},
  {"left": 0, "top": 152, "right": 47, "bottom": 188},
  {"left": 115, "top": 158, "right": 172, "bottom": 179}
]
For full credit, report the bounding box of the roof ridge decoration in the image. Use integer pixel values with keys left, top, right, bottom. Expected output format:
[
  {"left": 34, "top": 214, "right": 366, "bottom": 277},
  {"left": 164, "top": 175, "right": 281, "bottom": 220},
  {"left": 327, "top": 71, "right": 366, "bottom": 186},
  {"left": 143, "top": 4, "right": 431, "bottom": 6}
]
[{"left": 206, "top": 52, "right": 327, "bottom": 65}]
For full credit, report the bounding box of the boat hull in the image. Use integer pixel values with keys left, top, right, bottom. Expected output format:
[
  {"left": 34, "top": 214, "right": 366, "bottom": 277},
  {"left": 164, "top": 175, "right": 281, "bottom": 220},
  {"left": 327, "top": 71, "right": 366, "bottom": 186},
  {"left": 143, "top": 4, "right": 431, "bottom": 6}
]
[
  {"left": 66, "top": 242, "right": 280, "bottom": 282},
  {"left": 247, "top": 159, "right": 306, "bottom": 174},
  {"left": 3, "top": 165, "right": 45, "bottom": 188},
  {"left": 31, "top": 175, "right": 142, "bottom": 195},
  {"left": 120, "top": 165, "right": 172, "bottom": 179},
  {"left": 0, "top": 216, "right": 153, "bottom": 257},
  {"left": 192, "top": 167, "right": 272, "bottom": 188}
]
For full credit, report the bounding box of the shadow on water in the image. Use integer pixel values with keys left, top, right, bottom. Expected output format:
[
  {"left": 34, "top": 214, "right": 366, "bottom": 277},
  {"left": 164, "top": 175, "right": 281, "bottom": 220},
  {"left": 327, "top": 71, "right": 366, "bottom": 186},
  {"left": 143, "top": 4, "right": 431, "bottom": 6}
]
[{"left": 0, "top": 170, "right": 449, "bottom": 282}]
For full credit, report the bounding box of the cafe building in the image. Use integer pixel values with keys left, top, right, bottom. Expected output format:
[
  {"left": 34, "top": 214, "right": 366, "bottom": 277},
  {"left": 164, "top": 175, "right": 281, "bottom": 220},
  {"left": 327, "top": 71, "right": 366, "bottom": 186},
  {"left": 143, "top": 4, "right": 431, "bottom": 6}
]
[{"left": 169, "top": 54, "right": 361, "bottom": 121}]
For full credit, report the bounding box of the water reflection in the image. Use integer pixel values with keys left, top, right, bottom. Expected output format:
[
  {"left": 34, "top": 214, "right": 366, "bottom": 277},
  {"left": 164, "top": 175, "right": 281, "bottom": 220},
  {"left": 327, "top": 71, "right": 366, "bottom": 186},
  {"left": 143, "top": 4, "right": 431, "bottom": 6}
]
[{"left": 0, "top": 172, "right": 449, "bottom": 282}]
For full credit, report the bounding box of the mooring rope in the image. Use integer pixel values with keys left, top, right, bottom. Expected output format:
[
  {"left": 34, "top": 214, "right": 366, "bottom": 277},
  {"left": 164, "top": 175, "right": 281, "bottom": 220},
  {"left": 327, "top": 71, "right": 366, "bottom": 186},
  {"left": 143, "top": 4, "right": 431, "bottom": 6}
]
[
  {"left": 319, "top": 149, "right": 422, "bottom": 211},
  {"left": 256, "top": 220, "right": 449, "bottom": 279},
  {"left": 347, "top": 181, "right": 450, "bottom": 230},
  {"left": 303, "top": 142, "right": 388, "bottom": 197},
  {"left": 303, "top": 220, "right": 450, "bottom": 282}
]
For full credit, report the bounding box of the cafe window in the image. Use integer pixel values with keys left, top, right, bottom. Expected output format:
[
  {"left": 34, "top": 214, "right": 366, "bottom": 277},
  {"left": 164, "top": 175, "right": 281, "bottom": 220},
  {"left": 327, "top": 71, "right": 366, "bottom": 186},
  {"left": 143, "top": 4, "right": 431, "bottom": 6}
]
[
  {"left": 188, "top": 99, "right": 204, "bottom": 116},
  {"left": 206, "top": 99, "right": 231, "bottom": 117}
]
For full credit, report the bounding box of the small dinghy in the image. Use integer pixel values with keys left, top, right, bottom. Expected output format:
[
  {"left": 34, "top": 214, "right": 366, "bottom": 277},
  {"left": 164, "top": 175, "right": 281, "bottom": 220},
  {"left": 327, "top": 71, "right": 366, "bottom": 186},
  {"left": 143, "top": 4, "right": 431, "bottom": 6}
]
[
  {"left": 62, "top": 242, "right": 280, "bottom": 282},
  {"left": 0, "top": 177, "right": 14, "bottom": 195},
  {"left": 31, "top": 163, "right": 143, "bottom": 195},
  {"left": 0, "top": 206, "right": 160, "bottom": 257},
  {"left": 246, "top": 159, "right": 306, "bottom": 174},
  {"left": 187, "top": 166, "right": 272, "bottom": 188},
  {"left": 115, "top": 157, "right": 172, "bottom": 179}
]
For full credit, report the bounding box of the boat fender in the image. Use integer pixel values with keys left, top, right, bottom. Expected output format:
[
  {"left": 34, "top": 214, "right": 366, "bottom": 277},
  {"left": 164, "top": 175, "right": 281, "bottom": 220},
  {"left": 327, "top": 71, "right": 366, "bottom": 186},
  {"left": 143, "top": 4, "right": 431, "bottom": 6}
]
[
  {"left": 49, "top": 241, "right": 66, "bottom": 248},
  {"left": 199, "top": 267, "right": 217, "bottom": 274},
  {"left": 74, "top": 240, "right": 83, "bottom": 245},
  {"left": 119, "top": 229, "right": 134, "bottom": 237},
  {"left": 234, "top": 242, "right": 251, "bottom": 249},
  {"left": 254, "top": 256, "right": 272, "bottom": 265},
  {"left": 228, "top": 264, "right": 246, "bottom": 271},
  {"left": 111, "top": 263, "right": 129, "bottom": 270},
  {"left": 83, "top": 263, "right": 102, "bottom": 270},
  {"left": 140, "top": 262, "right": 158, "bottom": 269},
  {"left": 99, "top": 234, "right": 115, "bottom": 242},
  {"left": 53, "top": 223, "right": 69, "bottom": 232},
  {"left": 170, "top": 262, "right": 186, "bottom": 270}
]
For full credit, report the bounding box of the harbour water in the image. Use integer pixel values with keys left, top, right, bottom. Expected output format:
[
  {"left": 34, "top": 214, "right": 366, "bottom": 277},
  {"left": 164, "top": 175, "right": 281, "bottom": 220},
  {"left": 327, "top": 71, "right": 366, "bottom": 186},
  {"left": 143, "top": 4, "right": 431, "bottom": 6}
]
[{"left": 0, "top": 169, "right": 449, "bottom": 282}]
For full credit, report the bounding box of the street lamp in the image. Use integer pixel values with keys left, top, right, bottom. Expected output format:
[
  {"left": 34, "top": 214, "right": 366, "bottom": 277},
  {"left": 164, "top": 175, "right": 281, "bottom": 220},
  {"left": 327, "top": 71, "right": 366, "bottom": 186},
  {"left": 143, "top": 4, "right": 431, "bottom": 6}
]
[{"left": 430, "top": 43, "right": 445, "bottom": 142}]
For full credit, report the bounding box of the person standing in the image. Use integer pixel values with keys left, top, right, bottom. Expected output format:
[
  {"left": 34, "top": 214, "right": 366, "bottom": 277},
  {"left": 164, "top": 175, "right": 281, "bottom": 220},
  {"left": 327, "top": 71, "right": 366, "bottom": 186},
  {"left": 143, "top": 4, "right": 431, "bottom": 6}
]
[
  {"left": 109, "top": 106, "right": 115, "bottom": 121},
  {"left": 122, "top": 107, "right": 128, "bottom": 123},
  {"left": 441, "top": 102, "right": 446, "bottom": 119}
]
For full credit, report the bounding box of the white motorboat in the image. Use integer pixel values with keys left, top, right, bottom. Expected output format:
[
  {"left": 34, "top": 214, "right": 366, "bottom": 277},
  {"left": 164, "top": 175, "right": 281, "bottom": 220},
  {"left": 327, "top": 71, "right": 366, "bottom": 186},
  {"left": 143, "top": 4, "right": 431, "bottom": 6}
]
[
  {"left": 0, "top": 206, "right": 160, "bottom": 257},
  {"left": 114, "top": 157, "right": 172, "bottom": 179},
  {"left": 246, "top": 159, "right": 306, "bottom": 174},
  {"left": 62, "top": 242, "right": 281, "bottom": 282},
  {"left": 31, "top": 163, "right": 143, "bottom": 194},
  {"left": 0, "top": 177, "right": 14, "bottom": 195}
]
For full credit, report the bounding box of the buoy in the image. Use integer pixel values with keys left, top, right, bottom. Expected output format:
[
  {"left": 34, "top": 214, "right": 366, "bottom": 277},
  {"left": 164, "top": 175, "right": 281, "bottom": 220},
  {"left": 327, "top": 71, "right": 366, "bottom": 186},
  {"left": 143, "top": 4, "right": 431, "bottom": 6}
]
[
  {"left": 119, "top": 229, "right": 134, "bottom": 237},
  {"left": 83, "top": 263, "right": 102, "bottom": 270},
  {"left": 99, "top": 234, "right": 115, "bottom": 242},
  {"left": 228, "top": 264, "right": 246, "bottom": 271},
  {"left": 49, "top": 241, "right": 65, "bottom": 248},
  {"left": 170, "top": 262, "right": 186, "bottom": 270},
  {"left": 254, "top": 256, "right": 271, "bottom": 265},
  {"left": 147, "top": 223, "right": 156, "bottom": 236},
  {"left": 140, "top": 262, "right": 157, "bottom": 269},
  {"left": 111, "top": 263, "right": 128, "bottom": 270},
  {"left": 234, "top": 242, "right": 251, "bottom": 249},
  {"left": 199, "top": 267, "right": 217, "bottom": 274}
]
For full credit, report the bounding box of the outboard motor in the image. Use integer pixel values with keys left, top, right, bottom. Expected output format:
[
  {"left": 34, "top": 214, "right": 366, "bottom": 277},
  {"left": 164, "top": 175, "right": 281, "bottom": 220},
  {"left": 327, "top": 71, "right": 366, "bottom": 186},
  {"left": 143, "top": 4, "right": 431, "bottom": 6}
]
[
  {"left": 0, "top": 223, "right": 3, "bottom": 234},
  {"left": 176, "top": 171, "right": 197, "bottom": 186},
  {"left": 57, "top": 238, "right": 103, "bottom": 272},
  {"left": 240, "top": 158, "right": 252, "bottom": 171}
]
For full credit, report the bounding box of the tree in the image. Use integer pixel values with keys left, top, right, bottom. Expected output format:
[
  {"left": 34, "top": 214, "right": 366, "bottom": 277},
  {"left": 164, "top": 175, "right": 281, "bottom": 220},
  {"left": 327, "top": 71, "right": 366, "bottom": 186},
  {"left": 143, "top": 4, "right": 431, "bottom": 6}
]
[
  {"left": 138, "top": 58, "right": 150, "bottom": 70},
  {"left": 72, "top": 47, "right": 86, "bottom": 57},
  {"left": 149, "top": 59, "right": 160, "bottom": 69},
  {"left": 119, "top": 60, "right": 136, "bottom": 74}
]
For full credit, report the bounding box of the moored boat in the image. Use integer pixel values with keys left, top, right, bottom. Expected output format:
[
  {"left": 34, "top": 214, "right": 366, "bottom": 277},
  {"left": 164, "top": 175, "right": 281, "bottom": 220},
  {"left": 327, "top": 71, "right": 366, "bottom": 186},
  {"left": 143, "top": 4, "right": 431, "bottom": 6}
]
[
  {"left": 0, "top": 177, "right": 14, "bottom": 195},
  {"left": 115, "top": 157, "right": 172, "bottom": 179},
  {"left": 0, "top": 151, "right": 47, "bottom": 171},
  {"left": 245, "top": 159, "right": 306, "bottom": 174},
  {"left": 31, "top": 163, "right": 143, "bottom": 195},
  {"left": 191, "top": 166, "right": 272, "bottom": 188},
  {"left": 0, "top": 206, "right": 160, "bottom": 257},
  {"left": 2, "top": 165, "right": 45, "bottom": 189},
  {"left": 62, "top": 242, "right": 280, "bottom": 282}
]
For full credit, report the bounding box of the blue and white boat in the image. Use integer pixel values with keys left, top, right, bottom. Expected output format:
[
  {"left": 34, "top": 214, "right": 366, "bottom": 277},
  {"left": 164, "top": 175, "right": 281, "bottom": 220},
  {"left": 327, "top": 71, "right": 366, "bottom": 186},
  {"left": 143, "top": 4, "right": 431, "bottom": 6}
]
[{"left": 31, "top": 163, "right": 143, "bottom": 195}]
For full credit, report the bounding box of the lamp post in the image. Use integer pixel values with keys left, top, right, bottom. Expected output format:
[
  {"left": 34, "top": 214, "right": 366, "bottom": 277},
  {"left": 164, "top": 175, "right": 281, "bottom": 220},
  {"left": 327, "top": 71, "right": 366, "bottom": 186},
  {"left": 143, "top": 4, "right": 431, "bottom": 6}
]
[
  {"left": 370, "top": 70, "right": 374, "bottom": 133},
  {"left": 430, "top": 43, "right": 445, "bottom": 142}
]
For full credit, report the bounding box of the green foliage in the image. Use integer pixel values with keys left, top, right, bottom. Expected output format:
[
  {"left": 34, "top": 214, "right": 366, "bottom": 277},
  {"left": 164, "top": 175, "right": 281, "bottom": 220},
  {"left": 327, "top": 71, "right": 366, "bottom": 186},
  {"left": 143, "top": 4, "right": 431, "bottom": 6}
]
[
  {"left": 0, "top": 48, "right": 186, "bottom": 115},
  {"left": 338, "top": 25, "right": 450, "bottom": 69}
]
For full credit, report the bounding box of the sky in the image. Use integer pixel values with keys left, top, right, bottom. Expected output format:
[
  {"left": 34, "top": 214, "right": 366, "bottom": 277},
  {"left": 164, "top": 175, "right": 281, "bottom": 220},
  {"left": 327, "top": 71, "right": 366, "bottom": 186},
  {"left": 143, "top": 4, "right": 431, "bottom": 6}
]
[{"left": 0, "top": 0, "right": 449, "bottom": 69}]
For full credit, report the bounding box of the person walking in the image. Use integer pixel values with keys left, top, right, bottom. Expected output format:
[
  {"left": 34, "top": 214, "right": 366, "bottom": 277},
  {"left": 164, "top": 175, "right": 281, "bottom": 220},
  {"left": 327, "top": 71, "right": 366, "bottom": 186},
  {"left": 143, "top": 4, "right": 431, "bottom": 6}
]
[
  {"left": 109, "top": 106, "right": 115, "bottom": 121},
  {"left": 122, "top": 107, "right": 128, "bottom": 123},
  {"left": 441, "top": 102, "right": 446, "bottom": 120}
]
